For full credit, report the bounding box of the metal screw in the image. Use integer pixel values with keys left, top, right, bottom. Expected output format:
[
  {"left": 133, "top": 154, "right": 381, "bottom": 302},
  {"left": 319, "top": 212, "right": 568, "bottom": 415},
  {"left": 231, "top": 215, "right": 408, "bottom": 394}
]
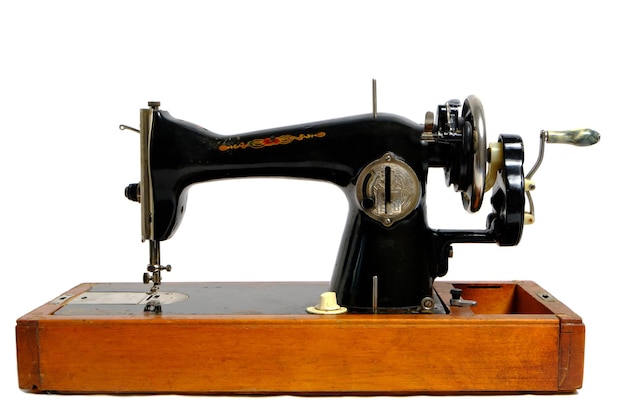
[{"left": 421, "top": 297, "right": 435, "bottom": 311}]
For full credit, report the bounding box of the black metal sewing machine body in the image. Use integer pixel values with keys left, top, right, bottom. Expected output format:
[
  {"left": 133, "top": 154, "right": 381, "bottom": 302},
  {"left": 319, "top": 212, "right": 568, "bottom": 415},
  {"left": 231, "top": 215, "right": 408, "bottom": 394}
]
[{"left": 131, "top": 99, "right": 525, "bottom": 312}]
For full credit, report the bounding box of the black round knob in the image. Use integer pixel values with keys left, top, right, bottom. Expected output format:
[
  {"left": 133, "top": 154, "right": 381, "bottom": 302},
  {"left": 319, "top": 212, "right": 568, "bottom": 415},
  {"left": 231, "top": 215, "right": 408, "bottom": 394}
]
[
  {"left": 125, "top": 183, "right": 140, "bottom": 202},
  {"left": 450, "top": 288, "right": 463, "bottom": 300},
  {"left": 361, "top": 198, "right": 375, "bottom": 210}
]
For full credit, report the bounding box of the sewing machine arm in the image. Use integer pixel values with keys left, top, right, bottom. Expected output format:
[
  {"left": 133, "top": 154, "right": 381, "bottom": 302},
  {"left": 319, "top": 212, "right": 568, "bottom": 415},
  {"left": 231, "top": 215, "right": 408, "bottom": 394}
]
[
  {"left": 125, "top": 92, "right": 601, "bottom": 312},
  {"left": 144, "top": 110, "right": 430, "bottom": 241}
]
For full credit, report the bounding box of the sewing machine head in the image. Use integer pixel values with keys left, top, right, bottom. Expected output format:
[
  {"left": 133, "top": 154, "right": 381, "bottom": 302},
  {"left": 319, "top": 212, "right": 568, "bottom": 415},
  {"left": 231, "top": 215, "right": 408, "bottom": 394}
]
[{"left": 121, "top": 84, "right": 599, "bottom": 313}]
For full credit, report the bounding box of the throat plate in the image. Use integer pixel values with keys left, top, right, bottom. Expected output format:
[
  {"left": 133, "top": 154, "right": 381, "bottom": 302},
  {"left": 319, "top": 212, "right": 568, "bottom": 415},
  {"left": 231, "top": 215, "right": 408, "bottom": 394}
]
[{"left": 66, "top": 291, "right": 188, "bottom": 305}]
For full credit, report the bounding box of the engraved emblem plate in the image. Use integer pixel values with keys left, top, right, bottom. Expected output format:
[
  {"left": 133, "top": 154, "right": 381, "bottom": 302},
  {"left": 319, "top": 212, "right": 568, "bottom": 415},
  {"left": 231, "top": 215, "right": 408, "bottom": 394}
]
[{"left": 356, "top": 153, "right": 421, "bottom": 226}]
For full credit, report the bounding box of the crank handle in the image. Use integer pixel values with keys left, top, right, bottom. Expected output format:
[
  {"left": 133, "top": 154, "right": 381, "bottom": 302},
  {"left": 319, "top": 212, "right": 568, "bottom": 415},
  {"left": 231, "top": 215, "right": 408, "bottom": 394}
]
[
  {"left": 524, "top": 128, "right": 600, "bottom": 225},
  {"left": 543, "top": 128, "right": 600, "bottom": 147},
  {"left": 527, "top": 128, "right": 600, "bottom": 180}
]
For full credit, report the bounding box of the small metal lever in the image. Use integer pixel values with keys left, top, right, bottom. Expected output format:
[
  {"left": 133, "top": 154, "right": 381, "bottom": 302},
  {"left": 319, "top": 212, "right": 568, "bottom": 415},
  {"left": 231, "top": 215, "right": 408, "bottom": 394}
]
[
  {"left": 119, "top": 124, "right": 140, "bottom": 133},
  {"left": 450, "top": 288, "right": 477, "bottom": 307}
]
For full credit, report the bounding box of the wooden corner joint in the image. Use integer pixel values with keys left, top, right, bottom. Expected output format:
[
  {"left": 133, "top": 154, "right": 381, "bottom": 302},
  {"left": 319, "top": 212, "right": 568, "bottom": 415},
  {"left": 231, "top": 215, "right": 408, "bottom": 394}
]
[{"left": 557, "top": 315, "right": 585, "bottom": 391}]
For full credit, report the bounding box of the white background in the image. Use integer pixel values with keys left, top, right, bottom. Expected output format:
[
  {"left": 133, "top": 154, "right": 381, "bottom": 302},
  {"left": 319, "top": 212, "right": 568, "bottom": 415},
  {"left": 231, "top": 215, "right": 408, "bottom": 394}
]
[{"left": 1, "top": 0, "right": 622, "bottom": 414}]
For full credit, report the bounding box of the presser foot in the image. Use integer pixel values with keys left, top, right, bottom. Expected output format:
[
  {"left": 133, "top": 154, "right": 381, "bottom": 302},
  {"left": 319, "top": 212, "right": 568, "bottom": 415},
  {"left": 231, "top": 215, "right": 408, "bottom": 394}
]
[
  {"left": 142, "top": 240, "right": 170, "bottom": 295},
  {"left": 142, "top": 272, "right": 161, "bottom": 295}
]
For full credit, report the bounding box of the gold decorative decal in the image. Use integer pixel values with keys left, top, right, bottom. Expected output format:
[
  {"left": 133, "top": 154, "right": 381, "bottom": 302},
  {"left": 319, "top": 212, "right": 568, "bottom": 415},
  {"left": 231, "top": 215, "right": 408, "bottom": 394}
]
[{"left": 219, "top": 131, "right": 326, "bottom": 151}]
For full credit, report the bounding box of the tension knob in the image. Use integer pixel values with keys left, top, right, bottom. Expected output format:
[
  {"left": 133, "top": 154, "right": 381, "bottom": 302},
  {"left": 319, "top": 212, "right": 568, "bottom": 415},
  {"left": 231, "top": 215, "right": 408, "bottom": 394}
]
[{"left": 125, "top": 183, "right": 140, "bottom": 202}]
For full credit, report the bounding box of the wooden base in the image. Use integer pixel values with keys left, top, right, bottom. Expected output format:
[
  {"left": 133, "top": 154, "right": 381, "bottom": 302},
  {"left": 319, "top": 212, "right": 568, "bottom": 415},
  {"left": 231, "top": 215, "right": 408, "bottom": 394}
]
[{"left": 15, "top": 281, "right": 584, "bottom": 394}]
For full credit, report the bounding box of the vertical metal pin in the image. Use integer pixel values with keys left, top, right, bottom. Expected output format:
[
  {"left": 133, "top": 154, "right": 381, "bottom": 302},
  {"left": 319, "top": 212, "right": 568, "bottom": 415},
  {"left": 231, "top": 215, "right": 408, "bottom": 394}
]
[
  {"left": 372, "top": 79, "right": 377, "bottom": 119},
  {"left": 372, "top": 275, "right": 379, "bottom": 313}
]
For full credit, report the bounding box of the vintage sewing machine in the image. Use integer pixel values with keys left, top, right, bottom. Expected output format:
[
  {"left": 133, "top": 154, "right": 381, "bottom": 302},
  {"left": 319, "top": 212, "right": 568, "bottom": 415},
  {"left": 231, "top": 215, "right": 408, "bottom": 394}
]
[{"left": 16, "top": 83, "right": 599, "bottom": 394}]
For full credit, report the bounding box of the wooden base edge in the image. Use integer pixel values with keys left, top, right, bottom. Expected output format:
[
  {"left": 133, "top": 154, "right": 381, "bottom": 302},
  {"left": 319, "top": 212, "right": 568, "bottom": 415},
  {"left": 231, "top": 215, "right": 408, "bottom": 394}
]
[{"left": 16, "top": 280, "right": 584, "bottom": 395}]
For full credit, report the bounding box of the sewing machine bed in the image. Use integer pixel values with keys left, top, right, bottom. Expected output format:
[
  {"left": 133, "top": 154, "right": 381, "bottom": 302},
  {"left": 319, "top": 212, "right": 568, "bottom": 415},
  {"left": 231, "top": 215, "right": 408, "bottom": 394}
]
[{"left": 16, "top": 280, "right": 584, "bottom": 394}]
